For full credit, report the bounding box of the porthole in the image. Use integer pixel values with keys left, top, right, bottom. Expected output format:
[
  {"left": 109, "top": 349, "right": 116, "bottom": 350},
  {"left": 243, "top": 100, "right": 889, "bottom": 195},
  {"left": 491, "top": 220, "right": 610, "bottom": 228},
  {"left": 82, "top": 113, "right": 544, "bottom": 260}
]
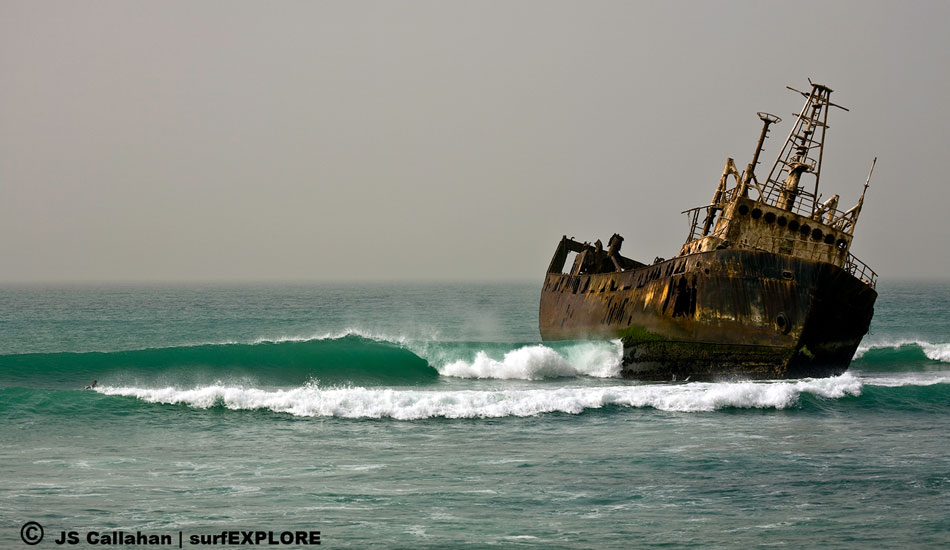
[
  {"left": 738, "top": 204, "right": 750, "bottom": 215},
  {"left": 751, "top": 208, "right": 763, "bottom": 219},
  {"left": 836, "top": 239, "right": 848, "bottom": 249},
  {"left": 764, "top": 212, "right": 776, "bottom": 224},
  {"left": 788, "top": 220, "right": 800, "bottom": 232},
  {"left": 800, "top": 224, "right": 810, "bottom": 236},
  {"left": 811, "top": 228, "right": 823, "bottom": 241},
  {"left": 776, "top": 313, "right": 791, "bottom": 334},
  {"left": 824, "top": 234, "right": 835, "bottom": 245}
]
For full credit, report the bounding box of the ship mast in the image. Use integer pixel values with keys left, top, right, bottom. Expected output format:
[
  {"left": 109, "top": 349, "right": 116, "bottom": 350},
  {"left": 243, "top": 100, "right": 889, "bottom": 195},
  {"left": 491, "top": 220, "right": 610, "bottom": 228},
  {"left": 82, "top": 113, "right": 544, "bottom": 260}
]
[
  {"left": 759, "top": 81, "right": 848, "bottom": 215},
  {"left": 739, "top": 112, "right": 781, "bottom": 198}
]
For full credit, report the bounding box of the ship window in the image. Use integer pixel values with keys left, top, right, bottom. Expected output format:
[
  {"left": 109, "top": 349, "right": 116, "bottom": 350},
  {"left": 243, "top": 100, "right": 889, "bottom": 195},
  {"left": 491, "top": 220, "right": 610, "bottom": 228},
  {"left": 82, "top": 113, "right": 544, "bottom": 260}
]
[
  {"left": 788, "top": 220, "right": 800, "bottom": 232},
  {"left": 738, "top": 204, "right": 750, "bottom": 215},
  {"left": 811, "top": 228, "right": 823, "bottom": 241},
  {"left": 824, "top": 234, "right": 835, "bottom": 245},
  {"left": 751, "top": 208, "right": 763, "bottom": 220},
  {"left": 836, "top": 239, "right": 848, "bottom": 249},
  {"left": 776, "top": 313, "right": 791, "bottom": 334},
  {"left": 800, "top": 224, "right": 810, "bottom": 236},
  {"left": 782, "top": 270, "right": 793, "bottom": 280},
  {"left": 777, "top": 216, "right": 788, "bottom": 227},
  {"left": 764, "top": 212, "right": 776, "bottom": 224},
  {"left": 563, "top": 251, "right": 579, "bottom": 274}
]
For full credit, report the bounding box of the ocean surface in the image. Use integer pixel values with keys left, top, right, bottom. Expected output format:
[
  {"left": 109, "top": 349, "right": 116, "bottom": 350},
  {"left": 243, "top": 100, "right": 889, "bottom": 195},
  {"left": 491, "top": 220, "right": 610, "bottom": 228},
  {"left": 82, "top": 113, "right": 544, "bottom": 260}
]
[{"left": 1, "top": 281, "right": 948, "bottom": 548}]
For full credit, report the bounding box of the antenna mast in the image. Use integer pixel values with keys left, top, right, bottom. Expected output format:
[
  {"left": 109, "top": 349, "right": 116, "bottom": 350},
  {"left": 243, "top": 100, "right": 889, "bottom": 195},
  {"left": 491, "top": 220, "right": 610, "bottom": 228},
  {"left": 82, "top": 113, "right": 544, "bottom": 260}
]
[{"left": 759, "top": 81, "right": 848, "bottom": 215}]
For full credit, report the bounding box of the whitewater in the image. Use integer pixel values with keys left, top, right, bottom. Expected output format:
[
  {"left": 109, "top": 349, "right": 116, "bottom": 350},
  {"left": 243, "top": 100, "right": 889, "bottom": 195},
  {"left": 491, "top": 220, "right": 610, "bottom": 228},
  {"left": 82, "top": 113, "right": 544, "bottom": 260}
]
[{"left": 87, "top": 334, "right": 949, "bottom": 418}]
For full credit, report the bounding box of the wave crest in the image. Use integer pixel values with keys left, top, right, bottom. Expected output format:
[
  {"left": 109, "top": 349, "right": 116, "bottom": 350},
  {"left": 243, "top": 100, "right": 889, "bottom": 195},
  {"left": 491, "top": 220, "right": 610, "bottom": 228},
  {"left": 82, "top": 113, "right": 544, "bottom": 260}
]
[{"left": 854, "top": 339, "right": 950, "bottom": 362}]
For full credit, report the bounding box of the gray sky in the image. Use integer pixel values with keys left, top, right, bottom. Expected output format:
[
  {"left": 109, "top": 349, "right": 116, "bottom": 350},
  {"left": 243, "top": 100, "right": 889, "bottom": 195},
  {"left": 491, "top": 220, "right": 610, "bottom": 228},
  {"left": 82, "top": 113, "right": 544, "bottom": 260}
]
[{"left": 2, "top": 0, "right": 948, "bottom": 282}]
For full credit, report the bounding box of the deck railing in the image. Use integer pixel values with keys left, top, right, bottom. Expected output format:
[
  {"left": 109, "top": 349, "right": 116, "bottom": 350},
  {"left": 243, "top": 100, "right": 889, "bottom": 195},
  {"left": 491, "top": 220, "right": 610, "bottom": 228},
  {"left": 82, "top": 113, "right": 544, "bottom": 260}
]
[
  {"left": 845, "top": 253, "right": 878, "bottom": 289},
  {"left": 681, "top": 205, "right": 709, "bottom": 243}
]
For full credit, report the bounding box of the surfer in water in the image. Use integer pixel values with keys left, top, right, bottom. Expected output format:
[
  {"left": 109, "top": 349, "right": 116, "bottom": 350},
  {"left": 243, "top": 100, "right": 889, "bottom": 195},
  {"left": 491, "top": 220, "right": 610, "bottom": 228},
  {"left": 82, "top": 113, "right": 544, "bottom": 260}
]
[{"left": 82, "top": 380, "right": 98, "bottom": 390}]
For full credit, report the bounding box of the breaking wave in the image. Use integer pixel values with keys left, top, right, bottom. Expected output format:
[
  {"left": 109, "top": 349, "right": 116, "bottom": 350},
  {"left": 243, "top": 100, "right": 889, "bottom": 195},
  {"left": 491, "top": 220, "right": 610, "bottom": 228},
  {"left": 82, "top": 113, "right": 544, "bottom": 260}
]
[
  {"left": 92, "top": 374, "right": 879, "bottom": 419},
  {"left": 0, "top": 331, "right": 626, "bottom": 389},
  {"left": 439, "top": 341, "right": 623, "bottom": 380}
]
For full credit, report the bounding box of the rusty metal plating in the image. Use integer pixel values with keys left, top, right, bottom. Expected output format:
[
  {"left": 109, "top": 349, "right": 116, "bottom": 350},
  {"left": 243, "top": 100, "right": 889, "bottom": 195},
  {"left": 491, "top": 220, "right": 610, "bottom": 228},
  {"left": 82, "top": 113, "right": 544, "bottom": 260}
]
[{"left": 539, "top": 82, "right": 878, "bottom": 380}]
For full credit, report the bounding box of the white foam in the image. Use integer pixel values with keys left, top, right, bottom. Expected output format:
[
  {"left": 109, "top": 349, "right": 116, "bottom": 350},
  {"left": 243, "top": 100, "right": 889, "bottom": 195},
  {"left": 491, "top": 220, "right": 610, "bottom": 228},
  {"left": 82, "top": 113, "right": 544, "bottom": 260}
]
[
  {"left": 858, "top": 372, "right": 950, "bottom": 387},
  {"left": 854, "top": 339, "right": 950, "bottom": 362},
  {"left": 923, "top": 342, "right": 950, "bottom": 362},
  {"left": 438, "top": 341, "right": 622, "bottom": 380},
  {"left": 440, "top": 345, "right": 576, "bottom": 380},
  {"left": 561, "top": 340, "right": 624, "bottom": 378},
  {"left": 95, "top": 374, "right": 865, "bottom": 419}
]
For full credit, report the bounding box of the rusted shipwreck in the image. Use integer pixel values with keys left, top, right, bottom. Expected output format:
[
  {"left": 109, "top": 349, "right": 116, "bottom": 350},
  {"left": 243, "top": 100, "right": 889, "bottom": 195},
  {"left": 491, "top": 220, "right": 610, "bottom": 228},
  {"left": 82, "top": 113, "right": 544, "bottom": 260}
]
[{"left": 540, "top": 81, "right": 878, "bottom": 380}]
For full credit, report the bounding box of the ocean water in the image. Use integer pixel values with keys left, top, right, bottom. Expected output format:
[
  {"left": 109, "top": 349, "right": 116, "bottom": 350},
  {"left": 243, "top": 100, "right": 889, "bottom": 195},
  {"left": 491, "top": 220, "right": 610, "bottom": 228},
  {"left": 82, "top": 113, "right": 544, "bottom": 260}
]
[{"left": 1, "top": 281, "right": 948, "bottom": 548}]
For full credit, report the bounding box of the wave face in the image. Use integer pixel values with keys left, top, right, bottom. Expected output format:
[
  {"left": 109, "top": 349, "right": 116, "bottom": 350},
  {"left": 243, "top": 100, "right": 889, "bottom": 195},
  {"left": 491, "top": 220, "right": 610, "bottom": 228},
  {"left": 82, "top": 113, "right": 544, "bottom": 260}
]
[
  {"left": 0, "top": 332, "right": 628, "bottom": 389},
  {"left": 0, "top": 335, "right": 439, "bottom": 388}
]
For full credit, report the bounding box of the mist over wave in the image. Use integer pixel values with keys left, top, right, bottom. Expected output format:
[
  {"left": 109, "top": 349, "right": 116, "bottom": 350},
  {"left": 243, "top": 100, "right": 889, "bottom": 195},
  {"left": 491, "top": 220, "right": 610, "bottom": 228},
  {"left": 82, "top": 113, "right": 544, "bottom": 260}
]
[
  {"left": 246, "top": 327, "right": 422, "bottom": 347},
  {"left": 439, "top": 341, "right": 622, "bottom": 380}
]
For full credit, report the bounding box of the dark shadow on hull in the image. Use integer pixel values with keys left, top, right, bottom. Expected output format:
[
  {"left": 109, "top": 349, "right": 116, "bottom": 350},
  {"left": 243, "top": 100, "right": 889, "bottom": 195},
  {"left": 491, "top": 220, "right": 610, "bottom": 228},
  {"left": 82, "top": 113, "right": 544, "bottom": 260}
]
[{"left": 540, "top": 249, "right": 876, "bottom": 380}]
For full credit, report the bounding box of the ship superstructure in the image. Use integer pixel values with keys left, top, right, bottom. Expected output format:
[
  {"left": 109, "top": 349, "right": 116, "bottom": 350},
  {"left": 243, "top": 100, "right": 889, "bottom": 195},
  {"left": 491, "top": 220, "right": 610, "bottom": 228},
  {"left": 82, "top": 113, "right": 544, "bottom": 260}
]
[{"left": 539, "top": 82, "right": 877, "bottom": 379}]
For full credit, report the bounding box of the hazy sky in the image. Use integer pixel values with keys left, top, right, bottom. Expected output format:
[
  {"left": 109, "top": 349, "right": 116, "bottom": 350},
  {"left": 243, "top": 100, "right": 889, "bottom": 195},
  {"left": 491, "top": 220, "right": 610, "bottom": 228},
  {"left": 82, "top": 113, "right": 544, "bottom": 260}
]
[{"left": 2, "top": 0, "right": 948, "bottom": 282}]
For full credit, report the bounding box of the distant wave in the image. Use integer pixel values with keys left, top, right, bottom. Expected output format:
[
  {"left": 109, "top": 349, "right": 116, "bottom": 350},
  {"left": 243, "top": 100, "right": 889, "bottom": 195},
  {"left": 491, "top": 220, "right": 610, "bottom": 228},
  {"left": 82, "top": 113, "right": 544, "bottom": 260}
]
[
  {"left": 856, "top": 373, "right": 950, "bottom": 387},
  {"left": 852, "top": 339, "right": 950, "bottom": 370},
  {"left": 91, "top": 374, "right": 880, "bottom": 418}
]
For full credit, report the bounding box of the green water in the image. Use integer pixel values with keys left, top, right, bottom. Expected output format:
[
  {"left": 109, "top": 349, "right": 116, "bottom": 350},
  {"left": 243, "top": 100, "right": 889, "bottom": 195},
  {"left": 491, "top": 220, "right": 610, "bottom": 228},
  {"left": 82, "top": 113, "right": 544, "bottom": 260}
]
[{"left": 1, "top": 282, "right": 948, "bottom": 548}]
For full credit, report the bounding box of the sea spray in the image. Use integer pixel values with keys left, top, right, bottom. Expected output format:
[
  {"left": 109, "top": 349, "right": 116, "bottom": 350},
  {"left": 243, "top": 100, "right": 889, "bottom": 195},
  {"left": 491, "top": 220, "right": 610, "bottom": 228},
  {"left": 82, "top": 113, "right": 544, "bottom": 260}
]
[{"left": 438, "top": 341, "right": 622, "bottom": 380}]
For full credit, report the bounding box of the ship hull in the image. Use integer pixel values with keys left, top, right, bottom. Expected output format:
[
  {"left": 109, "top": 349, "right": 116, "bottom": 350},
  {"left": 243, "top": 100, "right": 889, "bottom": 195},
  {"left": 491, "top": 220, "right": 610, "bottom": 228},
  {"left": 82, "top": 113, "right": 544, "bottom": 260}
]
[{"left": 539, "top": 249, "right": 876, "bottom": 380}]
